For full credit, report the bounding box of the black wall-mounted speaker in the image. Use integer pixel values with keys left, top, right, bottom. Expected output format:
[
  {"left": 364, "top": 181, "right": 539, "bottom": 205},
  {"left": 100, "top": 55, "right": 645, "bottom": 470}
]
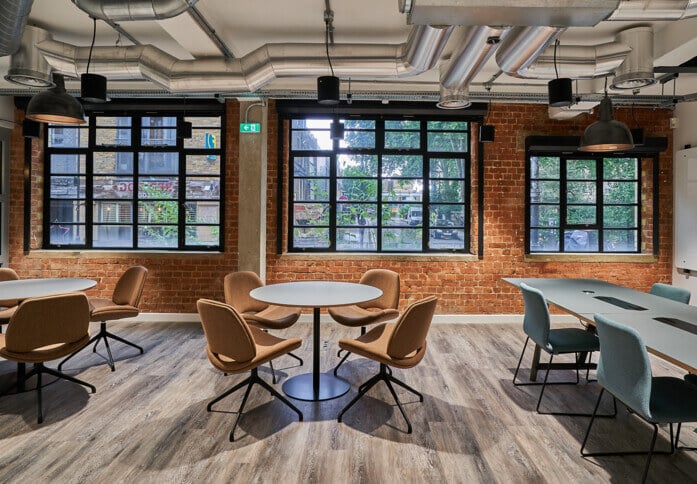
[
  {"left": 22, "top": 119, "right": 41, "bottom": 138},
  {"left": 479, "top": 124, "right": 495, "bottom": 143}
]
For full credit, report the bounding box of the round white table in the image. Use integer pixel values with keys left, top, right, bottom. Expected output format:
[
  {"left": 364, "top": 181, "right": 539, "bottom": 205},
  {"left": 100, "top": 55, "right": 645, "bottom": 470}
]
[
  {"left": 250, "top": 281, "right": 382, "bottom": 401},
  {"left": 0, "top": 277, "right": 97, "bottom": 391}
]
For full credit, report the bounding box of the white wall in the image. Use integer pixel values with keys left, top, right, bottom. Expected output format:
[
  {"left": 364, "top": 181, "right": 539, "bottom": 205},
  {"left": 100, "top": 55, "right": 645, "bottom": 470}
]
[{"left": 672, "top": 102, "right": 697, "bottom": 301}]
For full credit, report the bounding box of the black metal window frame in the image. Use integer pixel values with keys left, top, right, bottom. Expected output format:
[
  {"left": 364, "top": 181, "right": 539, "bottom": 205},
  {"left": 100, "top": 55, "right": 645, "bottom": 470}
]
[
  {"left": 286, "top": 114, "right": 472, "bottom": 254},
  {"left": 43, "top": 101, "right": 225, "bottom": 251}
]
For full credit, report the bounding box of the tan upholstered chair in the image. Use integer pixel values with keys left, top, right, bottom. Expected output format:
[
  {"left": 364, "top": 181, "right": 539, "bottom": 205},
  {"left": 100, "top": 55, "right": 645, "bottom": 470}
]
[
  {"left": 0, "top": 293, "right": 95, "bottom": 423},
  {"left": 59, "top": 265, "right": 148, "bottom": 372},
  {"left": 0, "top": 268, "right": 20, "bottom": 329},
  {"left": 224, "top": 271, "right": 303, "bottom": 383},
  {"left": 197, "top": 298, "right": 303, "bottom": 442},
  {"left": 329, "top": 269, "right": 400, "bottom": 375},
  {"left": 337, "top": 296, "right": 437, "bottom": 434}
]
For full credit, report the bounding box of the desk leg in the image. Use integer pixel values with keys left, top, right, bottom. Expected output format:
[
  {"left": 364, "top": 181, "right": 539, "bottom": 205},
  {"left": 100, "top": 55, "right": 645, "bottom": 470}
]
[
  {"left": 530, "top": 345, "right": 541, "bottom": 381},
  {"left": 282, "top": 307, "right": 351, "bottom": 401}
]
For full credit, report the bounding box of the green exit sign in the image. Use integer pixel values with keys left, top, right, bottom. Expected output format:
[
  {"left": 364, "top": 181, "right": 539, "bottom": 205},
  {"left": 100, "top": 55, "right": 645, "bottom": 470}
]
[{"left": 240, "top": 123, "right": 261, "bottom": 133}]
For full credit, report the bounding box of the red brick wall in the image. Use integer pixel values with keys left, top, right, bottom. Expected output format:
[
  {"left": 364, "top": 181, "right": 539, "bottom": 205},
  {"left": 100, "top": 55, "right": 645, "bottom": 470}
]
[{"left": 6, "top": 100, "right": 673, "bottom": 314}]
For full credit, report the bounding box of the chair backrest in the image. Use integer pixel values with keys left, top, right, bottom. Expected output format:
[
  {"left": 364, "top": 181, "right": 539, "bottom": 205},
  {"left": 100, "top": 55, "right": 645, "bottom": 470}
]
[
  {"left": 357, "top": 269, "right": 400, "bottom": 310},
  {"left": 594, "top": 313, "right": 653, "bottom": 419},
  {"left": 197, "top": 298, "right": 256, "bottom": 362},
  {"left": 650, "top": 282, "right": 691, "bottom": 304},
  {"left": 386, "top": 296, "right": 437, "bottom": 359},
  {"left": 519, "top": 282, "right": 551, "bottom": 350},
  {"left": 5, "top": 293, "right": 90, "bottom": 353},
  {"left": 112, "top": 266, "right": 148, "bottom": 307},
  {"left": 0, "top": 267, "right": 20, "bottom": 307},
  {"left": 223, "top": 271, "right": 268, "bottom": 313}
]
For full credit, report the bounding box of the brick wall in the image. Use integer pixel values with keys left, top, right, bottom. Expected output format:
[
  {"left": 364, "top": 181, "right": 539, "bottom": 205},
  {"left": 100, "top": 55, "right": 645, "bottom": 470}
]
[{"left": 6, "top": 100, "right": 673, "bottom": 314}]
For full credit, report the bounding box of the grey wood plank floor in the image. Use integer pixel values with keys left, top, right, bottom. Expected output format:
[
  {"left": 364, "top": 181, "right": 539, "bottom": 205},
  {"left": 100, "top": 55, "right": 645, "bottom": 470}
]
[{"left": 0, "top": 321, "right": 696, "bottom": 483}]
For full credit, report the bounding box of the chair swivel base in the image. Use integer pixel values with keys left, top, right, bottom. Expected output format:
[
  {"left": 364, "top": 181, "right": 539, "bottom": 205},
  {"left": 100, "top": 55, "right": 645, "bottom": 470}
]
[
  {"left": 207, "top": 367, "right": 303, "bottom": 442},
  {"left": 338, "top": 363, "right": 422, "bottom": 434},
  {"left": 1, "top": 362, "right": 95, "bottom": 424},
  {"left": 58, "top": 321, "right": 143, "bottom": 372},
  {"left": 267, "top": 351, "right": 304, "bottom": 384}
]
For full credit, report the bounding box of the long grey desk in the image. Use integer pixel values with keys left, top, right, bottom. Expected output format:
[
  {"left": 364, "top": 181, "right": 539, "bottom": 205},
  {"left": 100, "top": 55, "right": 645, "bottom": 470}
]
[{"left": 503, "top": 278, "right": 697, "bottom": 375}]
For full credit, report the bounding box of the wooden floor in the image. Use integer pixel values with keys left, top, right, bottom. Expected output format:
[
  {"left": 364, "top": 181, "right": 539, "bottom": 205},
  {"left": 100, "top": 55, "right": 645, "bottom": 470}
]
[{"left": 0, "top": 320, "right": 696, "bottom": 483}]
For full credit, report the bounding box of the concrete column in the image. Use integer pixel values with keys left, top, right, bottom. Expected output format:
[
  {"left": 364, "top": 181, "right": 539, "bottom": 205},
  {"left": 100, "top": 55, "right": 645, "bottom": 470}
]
[{"left": 237, "top": 100, "right": 267, "bottom": 280}]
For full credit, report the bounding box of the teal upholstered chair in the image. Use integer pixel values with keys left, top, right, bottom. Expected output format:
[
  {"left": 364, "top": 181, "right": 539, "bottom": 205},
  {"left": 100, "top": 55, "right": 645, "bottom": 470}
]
[
  {"left": 513, "top": 282, "right": 603, "bottom": 416},
  {"left": 649, "top": 283, "right": 691, "bottom": 304},
  {"left": 582, "top": 314, "right": 697, "bottom": 483}
]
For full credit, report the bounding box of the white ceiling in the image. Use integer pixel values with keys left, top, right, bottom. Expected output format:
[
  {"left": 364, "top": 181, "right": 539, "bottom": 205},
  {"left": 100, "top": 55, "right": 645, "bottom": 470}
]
[{"left": 1, "top": 0, "right": 697, "bottom": 106}]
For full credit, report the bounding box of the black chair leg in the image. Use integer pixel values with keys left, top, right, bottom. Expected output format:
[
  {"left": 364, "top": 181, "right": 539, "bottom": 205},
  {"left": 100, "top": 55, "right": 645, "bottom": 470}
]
[
  {"left": 58, "top": 331, "right": 102, "bottom": 372},
  {"left": 255, "top": 375, "right": 303, "bottom": 421},
  {"left": 333, "top": 351, "right": 351, "bottom": 376},
  {"left": 60, "top": 322, "right": 143, "bottom": 372},
  {"left": 268, "top": 359, "right": 277, "bottom": 384},
  {"left": 207, "top": 375, "right": 253, "bottom": 411},
  {"left": 383, "top": 377, "right": 413, "bottom": 433},
  {"left": 230, "top": 378, "right": 255, "bottom": 442},
  {"left": 337, "top": 373, "right": 382, "bottom": 423},
  {"left": 674, "top": 423, "right": 697, "bottom": 451},
  {"left": 42, "top": 366, "right": 96, "bottom": 393},
  {"left": 288, "top": 352, "right": 303, "bottom": 366},
  {"left": 36, "top": 368, "right": 43, "bottom": 424}
]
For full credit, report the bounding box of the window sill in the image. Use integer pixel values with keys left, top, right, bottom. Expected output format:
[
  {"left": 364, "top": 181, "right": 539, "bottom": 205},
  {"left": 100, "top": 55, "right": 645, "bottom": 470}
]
[
  {"left": 281, "top": 252, "right": 479, "bottom": 262},
  {"left": 26, "top": 250, "right": 225, "bottom": 258},
  {"left": 525, "top": 253, "right": 657, "bottom": 263}
]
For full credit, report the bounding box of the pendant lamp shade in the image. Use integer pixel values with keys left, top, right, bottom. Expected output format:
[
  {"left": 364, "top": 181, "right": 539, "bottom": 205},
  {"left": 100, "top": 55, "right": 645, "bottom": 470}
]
[
  {"left": 318, "top": 75, "right": 340, "bottom": 105},
  {"left": 578, "top": 95, "right": 633, "bottom": 152},
  {"left": 81, "top": 72, "right": 108, "bottom": 103},
  {"left": 548, "top": 77, "right": 573, "bottom": 107},
  {"left": 26, "top": 73, "right": 85, "bottom": 125}
]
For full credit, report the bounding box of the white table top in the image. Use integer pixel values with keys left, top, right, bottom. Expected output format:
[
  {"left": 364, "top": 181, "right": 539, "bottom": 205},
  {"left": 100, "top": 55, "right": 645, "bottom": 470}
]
[
  {"left": 250, "top": 281, "right": 382, "bottom": 308},
  {"left": 0, "top": 278, "right": 97, "bottom": 300}
]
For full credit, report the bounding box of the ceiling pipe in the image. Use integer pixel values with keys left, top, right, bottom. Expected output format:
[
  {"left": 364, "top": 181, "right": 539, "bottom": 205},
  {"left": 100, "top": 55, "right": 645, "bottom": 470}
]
[
  {"left": 517, "top": 42, "right": 631, "bottom": 79},
  {"left": 607, "top": 0, "right": 697, "bottom": 21},
  {"left": 4, "top": 25, "right": 54, "bottom": 87},
  {"left": 71, "top": 0, "right": 200, "bottom": 21},
  {"left": 35, "top": 25, "right": 453, "bottom": 93},
  {"left": 495, "top": 26, "right": 565, "bottom": 78},
  {"left": 0, "top": 0, "right": 34, "bottom": 56}
]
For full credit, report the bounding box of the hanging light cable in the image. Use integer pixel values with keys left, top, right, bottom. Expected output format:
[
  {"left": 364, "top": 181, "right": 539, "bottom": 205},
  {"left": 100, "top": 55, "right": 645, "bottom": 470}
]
[
  {"left": 548, "top": 39, "right": 572, "bottom": 107},
  {"left": 317, "top": 5, "right": 340, "bottom": 105},
  {"left": 579, "top": 77, "right": 633, "bottom": 152},
  {"left": 81, "top": 17, "right": 108, "bottom": 103}
]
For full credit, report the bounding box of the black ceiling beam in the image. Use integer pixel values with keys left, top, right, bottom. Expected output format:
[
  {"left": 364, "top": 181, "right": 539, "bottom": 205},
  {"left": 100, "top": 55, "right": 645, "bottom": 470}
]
[{"left": 654, "top": 66, "right": 697, "bottom": 74}]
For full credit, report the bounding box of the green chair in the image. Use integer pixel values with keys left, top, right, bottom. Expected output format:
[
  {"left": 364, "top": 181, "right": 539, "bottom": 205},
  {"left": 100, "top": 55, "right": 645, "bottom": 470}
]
[
  {"left": 582, "top": 314, "right": 697, "bottom": 483},
  {"left": 513, "top": 282, "right": 605, "bottom": 416},
  {"left": 649, "top": 283, "right": 691, "bottom": 304}
]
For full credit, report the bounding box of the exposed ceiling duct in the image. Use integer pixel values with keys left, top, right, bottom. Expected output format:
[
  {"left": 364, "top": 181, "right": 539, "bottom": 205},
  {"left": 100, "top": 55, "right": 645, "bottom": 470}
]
[
  {"left": 495, "top": 26, "right": 564, "bottom": 78},
  {"left": 610, "top": 26, "right": 655, "bottom": 90},
  {"left": 71, "top": 0, "right": 200, "bottom": 21},
  {"left": 0, "top": 0, "right": 34, "bottom": 56},
  {"left": 607, "top": 0, "right": 697, "bottom": 21},
  {"left": 517, "top": 42, "right": 631, "bottom": 79},
  {"left": 34, "top": 25, "right": 453, "bottom": 93},
  {"left": 4, "top": 25, "right": 53, "bottom": 87}
]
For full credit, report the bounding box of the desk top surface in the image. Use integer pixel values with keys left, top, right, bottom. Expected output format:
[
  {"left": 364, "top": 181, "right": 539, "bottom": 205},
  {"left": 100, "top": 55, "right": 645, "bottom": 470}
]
[
  {"left": 0, "top": 278, "right": 97, "bottom": 300},
  {"left": 250, "top": 281, "right": 382, "bottom": 308}
]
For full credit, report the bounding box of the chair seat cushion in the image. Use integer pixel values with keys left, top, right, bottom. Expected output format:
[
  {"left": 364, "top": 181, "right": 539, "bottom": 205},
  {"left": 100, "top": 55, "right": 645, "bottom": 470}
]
[
  {"left": 329, "top": 305, "right": 399, "bottom": 327},
  {"left": 89, "top": 297, "right": 139, "bottom": 321},
  {"left": 338, "top": 323, "right": 425, "bottom": 369},
  {"left": 547, "top": 327, "right": 599, "bottom": 354},
  {"left": 208, "top": 326, "right": 302, "bottom": 374},
  {"left": 0, "top": 333, "right": 90, "bottom": 363},
  {"left": 243, "top": 305, "right": 301, "bottom": 329},
  {"left": 649, "top": 376, "right": 697, "bottom": 423}
]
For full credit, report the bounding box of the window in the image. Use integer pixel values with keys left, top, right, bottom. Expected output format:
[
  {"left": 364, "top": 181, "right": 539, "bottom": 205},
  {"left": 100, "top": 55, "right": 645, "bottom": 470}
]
[
  {"left": 527, "top": 154, "right": 642, "bottom": 253},
  {"left": 45, "top": 108, "right": 224, "bottom": 251},
  {"left": 288, "top": 117, "right": 470, "bottom": 253}
]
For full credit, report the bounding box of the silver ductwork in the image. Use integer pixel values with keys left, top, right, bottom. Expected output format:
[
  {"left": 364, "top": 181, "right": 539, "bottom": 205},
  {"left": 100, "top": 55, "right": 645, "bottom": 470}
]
[
  {"left": 608, "top": 0, "right": 697, "bottom": 20},
  {"left": 71, "top": 0, "right": 199, "bottom": 21},
  {"left": 0, "top": 0, "right": 34, "bottom": 56},
  {"left": 495, "top": 27, "right": 565, "bottom": 78},
  {"left": 35, "top": 25, "right": 453, "bottom": 93},
  {"left": 610, "top": 26, "right": 655, "bottom": 90},
  {"left": 518, "top": 42, "right": 631, "bottom": 79},
  {"left": 4, "top": 25, "right": 53, "bottom": 87}
]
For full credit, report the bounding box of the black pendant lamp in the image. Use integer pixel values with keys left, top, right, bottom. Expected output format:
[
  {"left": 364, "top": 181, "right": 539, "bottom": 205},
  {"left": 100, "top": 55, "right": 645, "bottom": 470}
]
[
  {"left": 579, "top": 93, "right": 634, "bottom": 152},
  {"left": 26, "top": 72, "right": 86, "bottom": 125},
  {"left": 318, "top": 7, "right": 340, "bottom": 105},
  {"left": 548, "top": 40, "right": 573, "bottom": 108},
  {"left": 81, "top": 17, "right": 108, "bottom": 103}
]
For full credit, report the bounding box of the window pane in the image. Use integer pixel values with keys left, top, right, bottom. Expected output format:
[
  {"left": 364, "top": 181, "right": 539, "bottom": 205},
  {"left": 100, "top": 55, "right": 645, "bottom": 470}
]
[
  {"left": 96, "top": 128, "right": 131, "bottom": 146},
  {"left": 139, "top": 178, "right": 178, "bottom": 199},
  {"left": 185, "top": 201, "right": 220, "bottom": 223},
  {"left": 50, "top": 200, "right": 85, "bottom": 223},
  {"left": 139, "top": 152, "right": 179, "bottom": 174},
  {"left": 340, "top": 130, "right": 375, "bottom": 149},
  {"left": 430, "top": 158, "right": 465, "bottom": 178},
  {"left": 382, "top": 228, "right": 422, "bottom": 251},
  {"left": 294, "top": 179, "right": 329, "bottom": 202},
  {"left": 93, "top": 225, "right": 133, "bottom": 248},
  {"left": 293, "top": 228, "right": 330, "bottom": 248},
  {"left": 530, "top": 180, "right": 559, "bottom": 203},
  {"left": 530, "top": 229, "right": 559, "bottom": 251},
  {"left": 603, "top": 206, "right": 637, "bottom": 228},
  {"left": 47, "top": 127, "right": 88, "bottom": 148},
  {"left": 385, "top": 120, "right": 419, "bottom": 130},
  {"left": 567, "top": 205, "right": 596, "bottom": 225},
  {"left": 337, "top": 179, "right": 378, "bottom": 202},
  {"left": 427, "top": 121, "right": 467, "bottom": 130},
  {"left": 93, "top": 201, "right": 133, "bottom": 223},
  {"left": 344, "top": 120, "right": 375, "bottom": 129},
  {"left": 50, "top": 176, "right": 86, "bottom": 198},
  {"left": 93, "top": 176, "right": 133, "bottom": 199},
  {"left": 381, "top": 179, "right": 423, "bottom": 202},
  {"left": 50, "top": 154, "right": 85, "bottom": 173},
  {"left": 337, "top": 228, "right": 377, "bottom": 251},
  {"left": 186, "top": 226, "right": 219, "bottom": 246},
  {"left": 604, "top": 181, "right": 637, "bottom": 203},
  {"left": 186, "top": 177, "right": 220, "bottom": 199},
  {"left": 294, "top": 157, "right": 330, "bottom": 177},
  {"left": 96, "top": 116, "right": 131, "bottom": 127},
  {"left": 187, "top": 116, "right": 221, "bottom": 128},
  {"left": 382, "top": 155, "right": 422, "bottom": 177},
  {"left": 385, "top": 131, "right": 419, "bottom": 149},
  {"left": 567, "top": 159, "right": 596, "bottom": 179},
  {"left": 185, "top": 129, "right": 221, "bottom": 149},
  {"left": 337, "top": 203, "right": 377, "bottom": 226},
  {"left": 430, "top": 180, "right": 464, "bottom": 203},
  {"left": 381, "top": 203, "right": 421, "bottom": 226},
  {"left": 94, "top": 152, "right": 133, "bottom": 174},
  {"left": 293, "top": 203, "right": 329, "bottom": 226},
  {"left": 138, "top": 201, "right": 178, "bottom": 223},
  {"left": 604, "top": 158, "right": 637, "bottom": 179},
  {"left": 291, "top": 122, "right": 332, "bottom": 150},
  {"left": 49, "top": 224, "right": 85, "bottom": 245},
  {"left": 141, "top": 128, "right": 176, "bottom": 146},
  {"left": 427, "top": 132, "right": 467, "bottom": 152},
  {"left": 138, "top": 226, "right": 177, "bottom": 248},
  {"left": 530, "top": 156, "right": 560, "bottom": 179},
  {"left": 530, "top": 205, "right": 559, "bottom": 227},
  {"left": 567, "top": 181, "right": 596, "bottom": 203},
  {"left": 186, "top": 155, "right": 220, "bottom": 175},
  {"left": 604, "top": 230, "right": 637, "bottom": 252},
  {"left": 338, "top": 154, "right": 377, "bottom": 177},
  {"left": 429, "top": 229, "right": 464, "bottom": 250},
  {"left": 564, "top": 230, "right": 598, "bottom": 251}
]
